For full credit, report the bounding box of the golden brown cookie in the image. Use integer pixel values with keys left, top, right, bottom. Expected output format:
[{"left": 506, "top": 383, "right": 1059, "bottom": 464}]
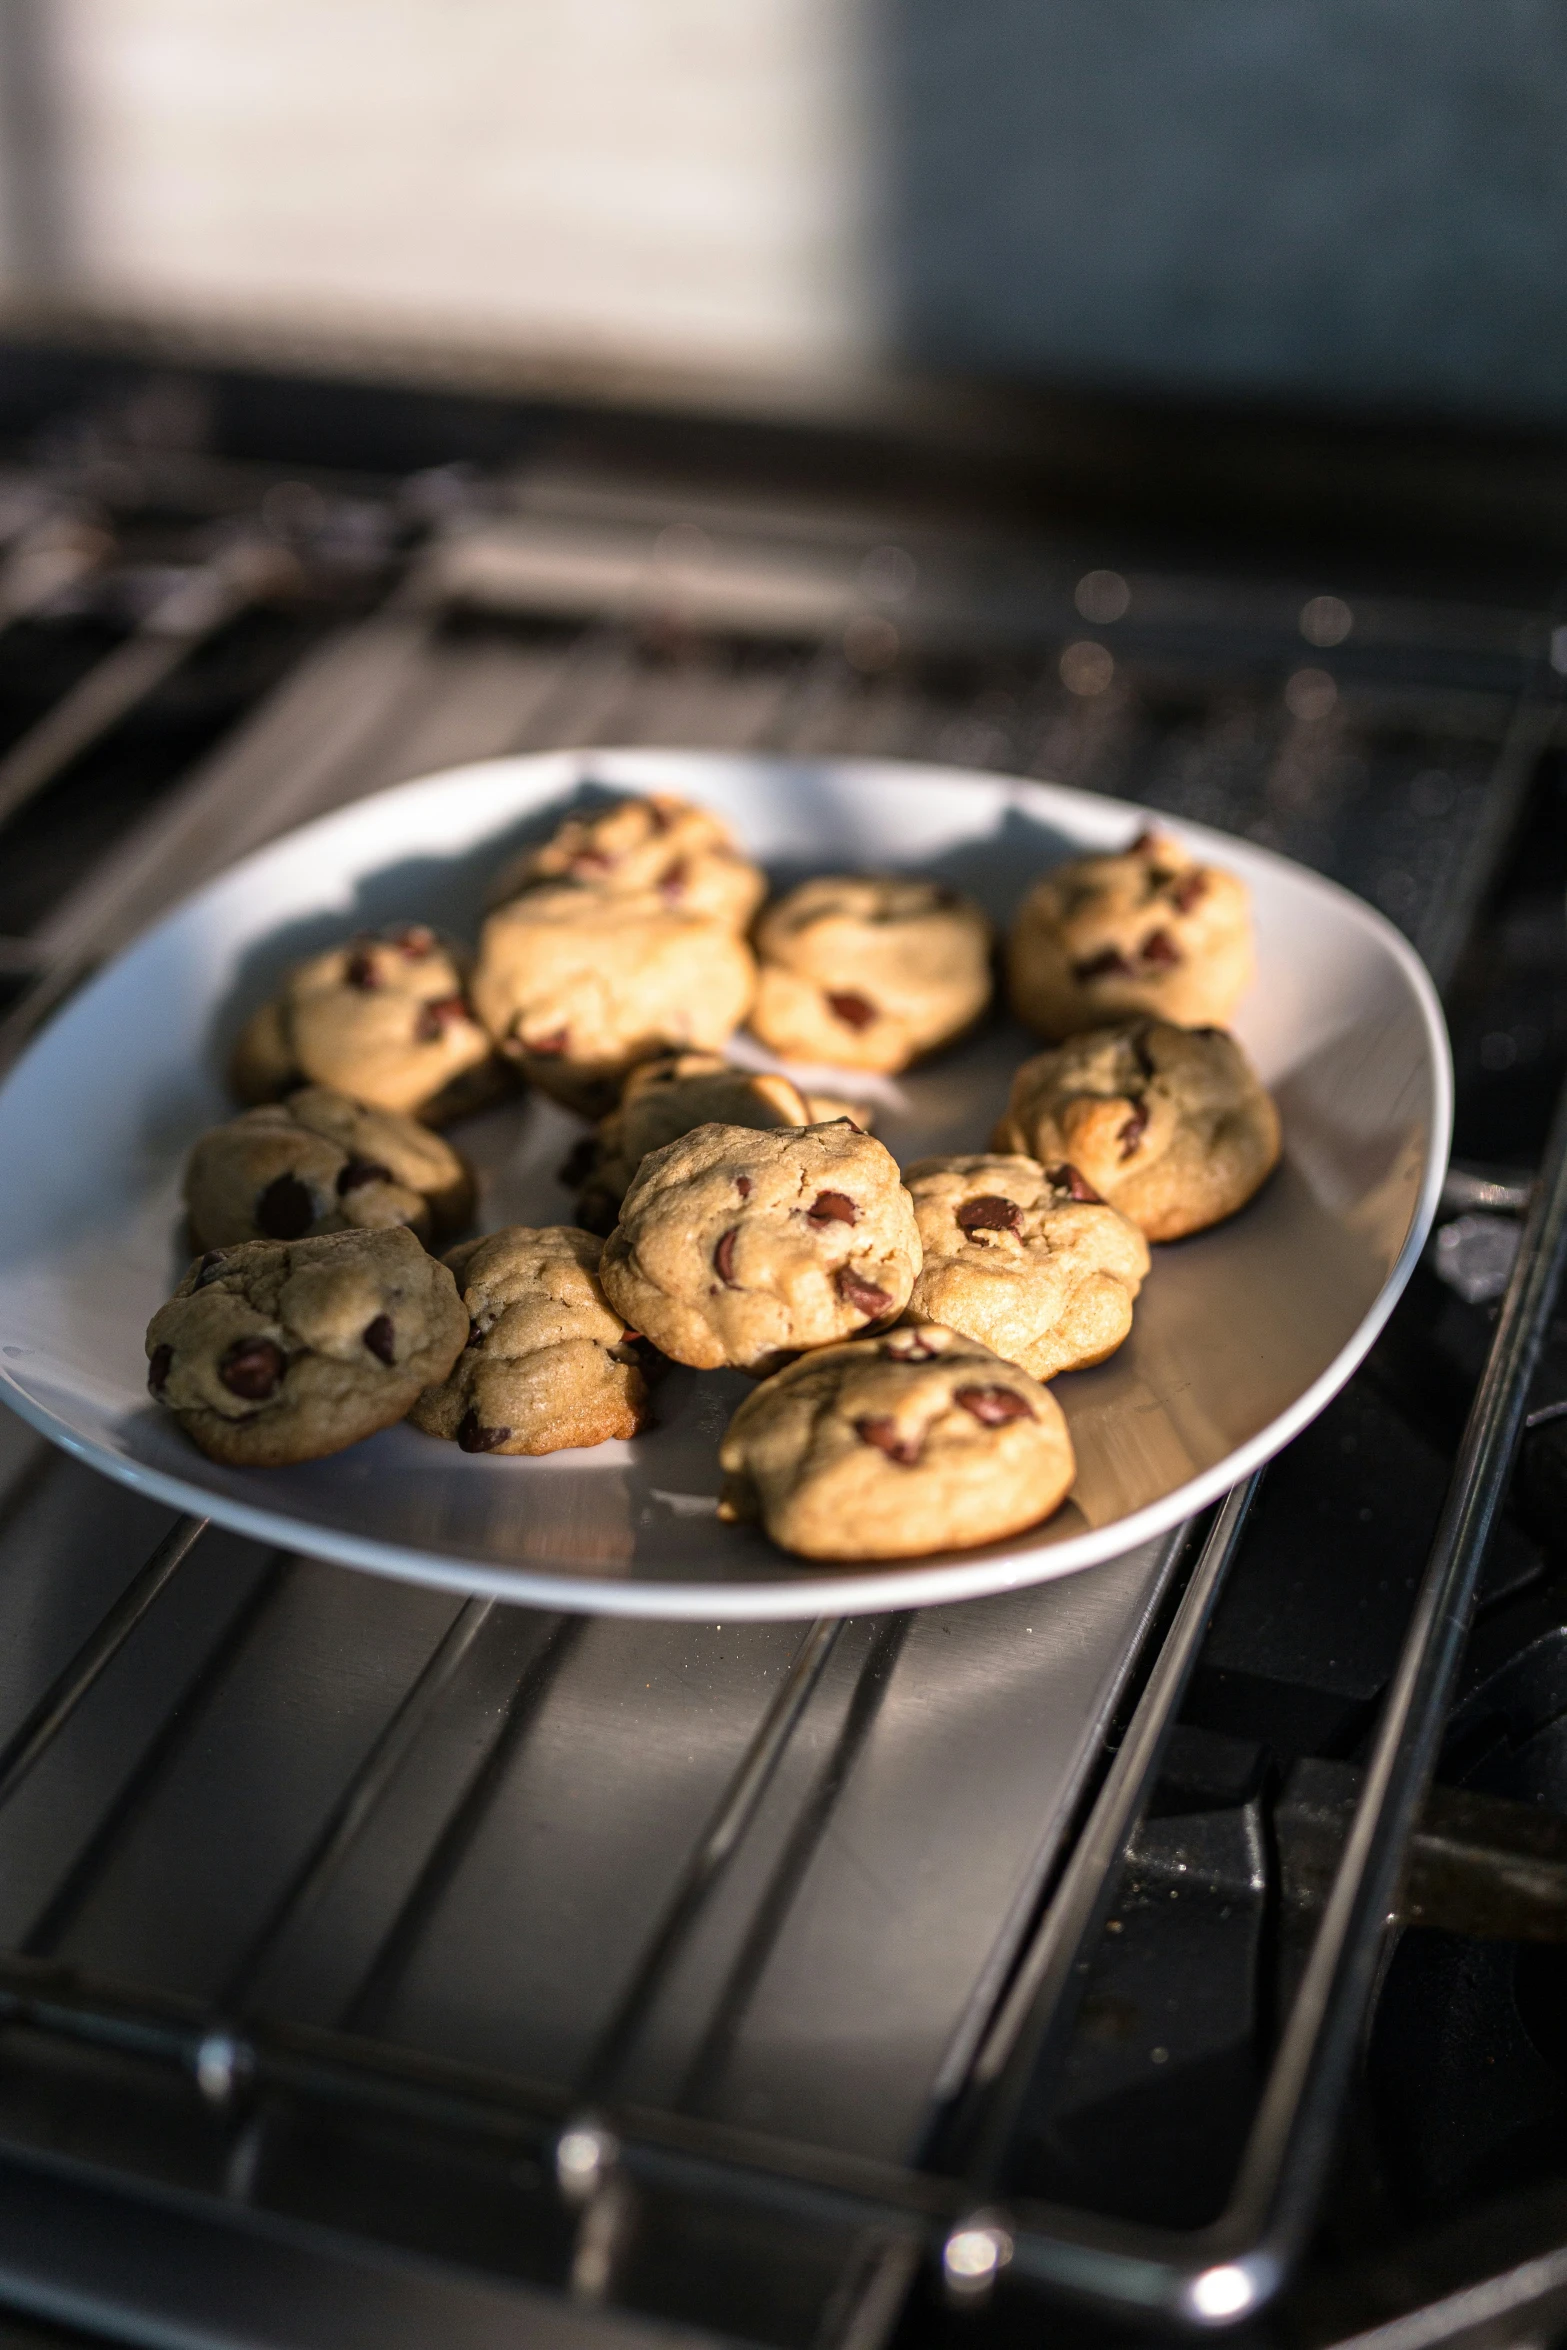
[
  {"left": 718, "top": 1324, "right": 1074, "bottom": 1560},
  {"left": 471, "top": 883, "right": 757, "bottom": 1116},
  {"left": 599, "top": 1120, "right": 920, "bottom": 1374},
  {"left": 229, "top": 926, "right": 506, "bottom": 1125},
  {"left": 748, "top": 875, "right": 993, "bottom": 1072},
  {"left": 1007, "top": 829, "right": 1253, "bottom": 1039},
  {"left": 145, "top": 1225, "right": 468, "bottom": 1467},
  {"left": 409, "top": 1225, "right": 648, "bottom": 1456},
  {"left": 184, "top": 1087, "right": 474, "bottom": 1252},
  {"left": 488, "top": 791, "right": 766, "bottom": 930},
  {"left": 993, "top": 1019, "right": 1280, "bottom": 1242},
  {"left": 902, "top": 1153, "right": 1150, "bottom": 1378},
  {"left": 565, "top": 1051, "right": 871, "bottom": 1234}
]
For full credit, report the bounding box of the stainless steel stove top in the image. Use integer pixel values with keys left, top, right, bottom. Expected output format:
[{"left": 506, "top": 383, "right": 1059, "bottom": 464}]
[{"left": 0, "top": 357, "right": 1563, "bottom": 2350}]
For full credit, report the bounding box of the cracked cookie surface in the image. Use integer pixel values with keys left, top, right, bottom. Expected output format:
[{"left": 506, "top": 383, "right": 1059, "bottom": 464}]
[
  {"left": 472, "top": 884, "right": 756, "bottom": 1116},
  {"left": 229, "top": 926, "right": 504, "bottom": 1124},
  {"left": 718, "top": 1324, "right": 1074, "bottom": 1559},
  {"left": 184, "top": 1087, "right": 474, "bottom": 1252},
  {"left": 993, "top": 1019, "right": 1280, "bottom": 1241},
  {"left": 409, "top": 1225, "right": 648, "bottom": 1456},
  {"left": 903, "top": 1152, "right": 1149, "bottom": 1378},
  {"left": 568, "top": 1052, "right": 869, "bottom": 1234},
  {"left": 748, "top": 875, "right": 992, "bottom": 1073},
  {"left": 599, "top": 1120, "right": 920, "bottom": 1373},
  {"left": 146, "top": 1225, "right": 468, "bottom": 1466},
  {"left": 488, "top": 791, "right": 765, "bottom": 931},
  {"left": 1007, "top": 829, "right": 1253, "bottom": 1039}
]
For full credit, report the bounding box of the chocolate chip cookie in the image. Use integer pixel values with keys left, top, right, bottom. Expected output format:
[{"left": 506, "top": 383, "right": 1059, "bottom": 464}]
[
  {"left": 146, "top": 1225, "right": 468, "bottom": 1467},
  {"left": 409, "top": 1225, "right": 648, "bottom": 1456},
  {"left": 748, "top": 876, "right": 993, "bottom": 1072},
  {"left": 903, "top": 1153, "right": 1150, "bottom": 1379},
  {"left": 717, "top": 1324, "right": 1074, "bottom": 1560},
  {"left": 993, "top": 1019, "right": 1280, "bottom": 1241},
  {"left": 230, "top": 926, "right": 505, "bottom": 1124},
  {"left": 488, "top": 790, "right": 766, "bottom": 931},
  {"left": 599, "top": 1120, "right": 920, "bottom": 1374},
  {"left": 566, "top": 1051, "right": 871, "bottom": 1234},
  {"left": 1007, "top": 829, "right": 1253, "bottom": 1039},
  {"left": 184, "top": 1087, "right": 475, "bottom": 1253},
  {"left": 471, "top": 883, "right": 757, "bottom": 1116}
]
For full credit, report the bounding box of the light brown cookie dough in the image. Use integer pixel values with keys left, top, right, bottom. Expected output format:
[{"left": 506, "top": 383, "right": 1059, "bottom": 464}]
[
  {"left": 488, "top": 791, "right": 766, "bottom": 931},
  {"left": 472, "top": 883, "right": 757, "bottom": 1116},
  {"left": 902, "top": 1153, "right": 1150, "bottom": 1379},
  {"left": 993, "top": 1019, "right": 1281, "bottom": 1242},
  {"left": 145, "top": 1225, "right": 468, "bottom": 1467},
  {"left": 184, "top": 1087, "right": 475, "bottom": 1252},
  {"left": 599, "top": 1120, "right": 921, "bottom": 1374},
  {"left": 718, "top": 1325, "right": 1074, "bottom": 1560},
  {"left": 229, "top": 925, "right": 506, "bottom": 1125},
  {"left": 1007, "top": 828, "right": 1254, "bottom": 1039},
  {"left": 565, "top": 1052, "right": 872, "bottom": 1235},
  {"left": 409, "top": 1225, "right": 648, "bottom": 1456},
  {"left": 748, "top": 875, "right": 993, "bottom": 1073}
]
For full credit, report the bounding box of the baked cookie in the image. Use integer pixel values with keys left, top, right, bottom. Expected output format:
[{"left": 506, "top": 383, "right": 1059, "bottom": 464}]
[
  {"left": 230, "top": 926, "right": 505, "bottom": 1125},
  {"left": 1007, "top": 829, "right": 1253, "bottom": 1039},
  {"left": 145, "top": 1225, "right": 467, "bottom": 1467},
  {"left": 488, "top": 791, "right": 765, "bottom": 931},
  {"left": 566, "top": 1051, "right": 872, "bottom": 1235},
  {"left": 718, "top": 1325, "right": 1074, "bottom": 1560},
  {"left": 993, "top": 1019, "right": 1280, "bottom": 1242},
  {"left": 748, "top": 876, "right": 993, "bottom": 1073},
  {"left": 409, "top": 1225, "right": 648, "bottom": 1456},
  {"left": 600, "top": 1120, "right": 920, "bottom": 1374},
  {"left": 184, "top": 1088, "right": 474, "bottom": 1253},
  {"left": 472, "top": 883, "right": 756, "bottom": 1116},
  {"left": 903, "top": 1153, "right": 1150, "bottom": 1379}
]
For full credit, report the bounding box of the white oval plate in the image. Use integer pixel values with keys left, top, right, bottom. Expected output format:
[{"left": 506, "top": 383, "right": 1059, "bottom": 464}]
[{"left": 0, "top": 750, "right": 1450, "bottom": 1620}]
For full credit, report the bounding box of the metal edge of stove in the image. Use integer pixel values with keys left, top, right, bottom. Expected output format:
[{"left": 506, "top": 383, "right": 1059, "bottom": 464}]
[{"left": 0, "top": 414, "right": 1559, "bottom": 2346}]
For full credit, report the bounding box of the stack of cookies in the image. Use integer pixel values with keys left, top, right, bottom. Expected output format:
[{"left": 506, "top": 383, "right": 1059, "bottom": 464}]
[{"left": 144, "top": 789, "right": 1279, "bottom": 1564}]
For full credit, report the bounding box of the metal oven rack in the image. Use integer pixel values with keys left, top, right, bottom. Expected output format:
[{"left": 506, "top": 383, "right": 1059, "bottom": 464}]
[{"left": 0, "top": 416, "right": 1562, "bottom": 2347}]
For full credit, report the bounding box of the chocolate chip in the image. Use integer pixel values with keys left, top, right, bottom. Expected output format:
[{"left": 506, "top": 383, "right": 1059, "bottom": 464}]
[
  {"left": 524, "top": 1027, "right": 570, "bottom": 1057},
  {"left": 956, "top": 1194, "right": 1021, "bottom": 1235},
  {"left": 855, "top": 1414, "right": 923, "bottom": 1466},
  {"left": 1127, "top": 829, "right": 1159, "bottom": 856},
  {"left": 658, "top": 858, "right": 689, "bottom": 901},
  {"left": 464, "top": 1324, "right": 484, "bottom": 1349},
  {"left": 337, "top": 1157, "right": 394, "bottom": 1196},
  {"left": 955, "top": 1384, "right": 1035, "bottom": 1426},
  {"left": 714, "top": 1228, "right": 741, "bottom": 1285},
  {"left": 645, "top": 799, "right": 674, "bottom": 834},
  {"left": 345, "top": 950, "right": 379, "bottom": 990},
  {"left": 415, "top": 994, "right": 468, "bottom": 1043},
  {"left": 362, "top": 1313, "right": 396, "bottom": 1365},
  {"left": 458, "top": 1411, "right": 511, "bottom": 1453},
  {"left": 826, "top": 990, "right": 876, "bottom": 1031},
  {"left": 1071, "top": 947, "right": 1132, "bottom": 982},
  {"left": 195, "top": 1250, "right": 228, "bottom": 1287},
  {"left": 395, "top": 924, "right": 436, "bottom": 957},
  {"left": 256, "top": 1173, "right": 314, "bottom": 1238},
  {"left": 147, "top": 1343, "right": 172, "bottom": 1395},
  {"left": 1169, "top": 870, "right": 1207, "bottom": 914},
  {"left": 1139, "top": 927, "right": 1181, "bottom": 967},
  {"left": 1146, "top": 866, "right": 1176, "bottom": 892},
  {"left": 736, "top": 1175, "right": 753, "bottom": 1198},
  {"left": 808, "top": 1189, "right": 858, "bottom": 1226},
  {"left": 557, "top": 1136, "right": 598, "bottom": 1189},
  {"left": 837, "top": 1265, "right": 893, "bottom": 1319},
  {"left": 1118, "top": 1101, "right": 1150, "bottom": 1159},
  {"left": 1049, "top": 1163, "right": 1105, "bottom": 1204},
  {"left": 220, "top": 1337, "right": 286, "bottom": 1401}
]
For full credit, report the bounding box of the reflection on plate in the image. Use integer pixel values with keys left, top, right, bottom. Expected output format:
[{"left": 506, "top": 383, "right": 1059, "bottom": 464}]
[{"left": 0, "top": 750, "right": 1451, "bottom": 1619}]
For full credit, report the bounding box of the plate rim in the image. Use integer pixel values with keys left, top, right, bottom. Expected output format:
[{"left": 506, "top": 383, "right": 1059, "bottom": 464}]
[{"left": 0, "top": 747, "right": 1455, "bottom": 1620}]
